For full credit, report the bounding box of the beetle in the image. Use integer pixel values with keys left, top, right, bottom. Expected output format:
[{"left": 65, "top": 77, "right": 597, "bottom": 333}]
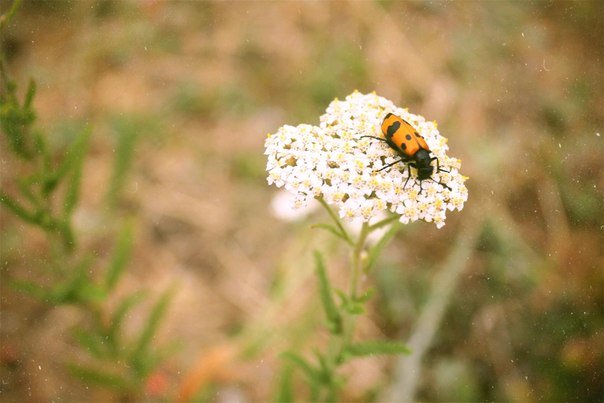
[{"left": 362, "top": 113, "right": 451, "bottom": 192}]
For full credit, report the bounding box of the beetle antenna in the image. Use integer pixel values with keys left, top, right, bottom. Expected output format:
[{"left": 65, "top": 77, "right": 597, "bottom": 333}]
[
  {"left": 431, "top": 156, "right": 450, "bottom": 173},
  {"left": 378, "top": 158, "right": 405, "bottom": 172},
  {"left": 360, "top": 135, "right": 387, "bottom": 142}
]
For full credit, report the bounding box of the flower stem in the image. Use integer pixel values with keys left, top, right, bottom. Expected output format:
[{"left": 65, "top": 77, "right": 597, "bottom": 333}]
[
  {"left": 350, "top": 222, "right": 370, "bottom": 299},
  {"left": 322, "top": 222, "right": 371, "bottom": 400},
  {"left": 0, "top": 0, "right": 22, "bottom": 30},
  {"left": 317, "top": 197, "right": 353, "bottom": 246},
  {"left": 369, "top": 214, "right": 400, "bottom": 231},
  {"left": 342, "top": 221, "right": 369, "bottom": 349}
]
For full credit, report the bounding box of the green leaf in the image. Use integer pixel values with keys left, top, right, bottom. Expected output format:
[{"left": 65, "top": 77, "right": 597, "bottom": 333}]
[
  {"left": 316, "top": 197, "right": 353, "bottom": 246},
  {"left": 23, "top": 78, "right": 36, "bottom": 109},
  {"left": 67, "top": 363, "right": 131, "bottom": 390},
  {"left": 311, "top": 223, "right": 347, "bottom": 241},
  {"left": 333, "top": 288, "right": 349, "bottom": 306},
  {"left": 77, "top": 283, "right": 108, "bottom": 303},
  {"left": 73, "top": 328, "right": 107, "bottom": 359},
  {"left": 354, "top": 288, "right": 375, "bottom": 303},
  {"left": 108, "top": 291, "right": 146, "bottom": 347},
  {"left": 49, "top": 257, "right": 92, "bottom": 304},
  {"left": 314, "top": 251, "right": 342, "bottom": 334},
  {"left": 345, "top": 341, "right": 410, "bottom": 359},
  {"left": 0, "top": 0, "right": 23, "bottom": 31},
  {"left": 0, "top": 61, "right": 35, "bottom": 159},
  {"left": 0, "top": 191, "right": 37, "bottom": 225},
  {"left": 106, "top": 117, "right": 140, "bottom": 207},
  {"left": 312, "top": 349, "right": 342, "bottom": 400},
  {"left": 334, "top": 288, "right": 369, "bottom": 315},
  {"left": 62, "top": 127, "right": 92, "bottom": 215},
  {"left": 365, "top": 221, "right": 401, "bottom": 273},
  {"left": 16, "top": 177, "right": 43, "bottom": 210},
  {"left": 105, "top": 220, "right": 134, "bottom": 291},
  {"left": 368, "top": 214, "right": 400, "bottom": 231},
  {"left": 313, "top": 350, "right": 332, "bottom": 384},
  {"left": 33, "top": 131, "right": 52, "bottom": 170},
  {"left": 57, "top": 220, "right": 76, "bottom": 252},
  {"left": 345, "top": 303, "right": 365, "bottom": 315},
  {"left": 131, "top": 286, "right": 176, "bottom": 374},
  {"left": 44, "top": 127, "right": 90, "bottom": 196},
  {"left": 142, "top": 341, "right": 182, "bottom": 374},
  {"left": 275, "top": 365, "right": 295, "bottom": 403},
  {"left": 10, "top": 279, "right": 47, "bottom": 300},
  {"left": 281, "top": 352, "right": 320, "bottom": 383}
]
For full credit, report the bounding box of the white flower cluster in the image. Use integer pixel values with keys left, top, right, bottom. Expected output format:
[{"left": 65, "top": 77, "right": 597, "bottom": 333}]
[{"left": 264, "top": 91, "right": 468, "bottom": 228}]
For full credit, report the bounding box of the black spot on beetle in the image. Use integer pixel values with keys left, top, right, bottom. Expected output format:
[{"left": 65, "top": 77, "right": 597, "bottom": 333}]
[
  {"left": 406, "top": 134, "right": 412, "bottom": 140},
  {"left": 387, "top": 121, "right": 401, "bottom": 137}
]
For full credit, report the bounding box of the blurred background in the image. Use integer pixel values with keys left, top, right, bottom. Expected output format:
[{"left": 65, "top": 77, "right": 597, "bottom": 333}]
[{"left": 1, "top": 1, "right": 603, "bottom": 402}]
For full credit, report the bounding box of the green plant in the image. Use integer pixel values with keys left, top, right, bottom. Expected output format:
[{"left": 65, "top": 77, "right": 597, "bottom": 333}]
[
  {"left": 278, "top": 212, "right": 409, "bottom": 401},
  {"left": 0, "top": 1, "right": 175, "bottom": 398}
]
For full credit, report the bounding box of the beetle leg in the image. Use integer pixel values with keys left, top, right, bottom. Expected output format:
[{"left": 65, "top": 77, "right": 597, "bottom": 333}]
[
  {"left": 404, "top": 163, "right": 418, "bottom": 189},
  {"left": 403, "top": 164, "right": 413, "bottom": 189}
]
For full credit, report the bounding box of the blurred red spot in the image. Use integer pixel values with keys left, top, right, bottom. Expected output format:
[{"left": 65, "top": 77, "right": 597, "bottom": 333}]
[{"left": 146, "top": 371, "right": 168, "bottom": 397}]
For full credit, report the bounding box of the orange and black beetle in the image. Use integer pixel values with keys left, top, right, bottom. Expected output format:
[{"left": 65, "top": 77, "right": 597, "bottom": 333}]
[{"left": 363, "top": 113, "right": 450, "bottom": 191}]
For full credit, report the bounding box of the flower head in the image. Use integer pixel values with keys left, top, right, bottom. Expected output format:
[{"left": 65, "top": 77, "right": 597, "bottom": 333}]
[{"left": 264, "top": 91, "right": 468, "bottom": 228}]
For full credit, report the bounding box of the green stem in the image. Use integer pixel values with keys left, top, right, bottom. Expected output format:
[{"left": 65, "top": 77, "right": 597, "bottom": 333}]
[
  {"left": 350, "top": 222, "right": 370, "bottom": 300},
  {"left": 0, "top": 0, "right": 22, "bottom": 31},
  {"left": 0, "top": 191, "right": 37, "bottom": 224},
  {"left": 369, "top": 214, "right": 400, "bottom": 231},
  {"left": 341, "top": 221, "right": 369, "bottom": 349},
  {"left": 317, "top": 197, "right": 353, "bottom": 245},
  {"left": 322, "top": 221, "right": 371, "bottom": 400}
]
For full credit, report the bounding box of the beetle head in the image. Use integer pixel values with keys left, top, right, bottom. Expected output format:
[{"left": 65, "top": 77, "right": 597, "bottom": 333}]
[{"left": 415, "top": 149, "right": 434, "bottom": 180}]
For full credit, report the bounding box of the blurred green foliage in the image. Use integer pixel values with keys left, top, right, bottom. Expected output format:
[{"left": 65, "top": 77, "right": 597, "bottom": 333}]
[
  {"left": 280, "top": 230, "right": 409, "bottom": 402},
  {"left": 1, "top": 2, "right": 176, "bottom": 399},
  {"left": 1, "top": 63, "right": 84, "bottom": 250}
]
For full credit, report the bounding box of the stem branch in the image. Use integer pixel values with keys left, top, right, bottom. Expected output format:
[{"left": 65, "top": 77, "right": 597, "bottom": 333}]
[{"left": 317, "top": 197, "right": 353, "bottom": 245}]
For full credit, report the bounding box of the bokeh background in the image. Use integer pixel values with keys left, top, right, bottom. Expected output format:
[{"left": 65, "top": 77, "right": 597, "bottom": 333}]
[{"left": 1, "top": 1, "right": 603, "bottom": 402}]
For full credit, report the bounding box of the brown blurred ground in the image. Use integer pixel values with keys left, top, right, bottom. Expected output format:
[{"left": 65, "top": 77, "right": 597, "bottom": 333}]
[{"left": 1, "top": 1, "right": 603, "bottom": 402}]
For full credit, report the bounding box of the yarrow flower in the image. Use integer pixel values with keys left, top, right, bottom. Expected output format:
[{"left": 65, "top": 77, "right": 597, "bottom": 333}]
[{"left": 264, "top": 91, "right": 468, "bottom": 228}]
